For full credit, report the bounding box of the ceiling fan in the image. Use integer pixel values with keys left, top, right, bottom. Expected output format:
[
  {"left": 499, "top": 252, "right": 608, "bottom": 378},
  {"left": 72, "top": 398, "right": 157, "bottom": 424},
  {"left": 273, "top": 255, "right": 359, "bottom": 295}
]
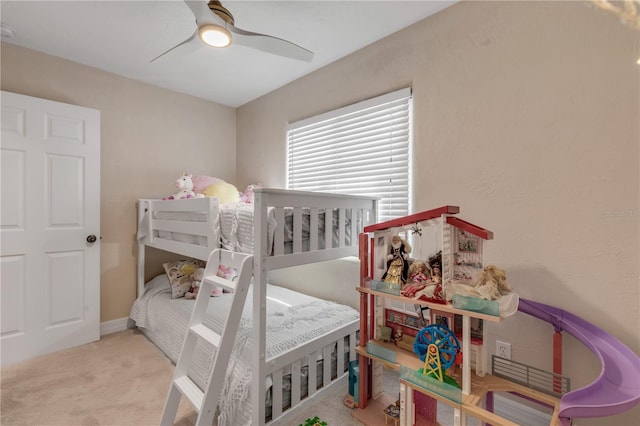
[{"left": 151, "top": 0, "right": 314, "bottom": 62}]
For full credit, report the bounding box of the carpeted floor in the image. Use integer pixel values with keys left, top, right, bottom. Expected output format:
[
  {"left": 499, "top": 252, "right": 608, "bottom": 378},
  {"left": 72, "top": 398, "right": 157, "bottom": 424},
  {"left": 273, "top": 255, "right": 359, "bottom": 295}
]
[
  {"left": 0, "top": 329, "right": 362, "bottom": 426},
  {"left": 1, "top": 330, "right": 470, "bottom": 426}
]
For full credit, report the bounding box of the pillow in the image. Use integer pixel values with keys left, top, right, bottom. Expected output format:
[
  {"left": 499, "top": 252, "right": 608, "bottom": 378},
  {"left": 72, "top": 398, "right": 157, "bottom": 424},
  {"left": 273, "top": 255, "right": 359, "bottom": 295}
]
[
  {"left": 163, "top": 259, "right": 205, "bottom": 299},
  {"left": 203, "top": 181, "right": 240, "bottom": 205},
  {"left": 191, "top": 175, "right": 224, "bottom": 195}
]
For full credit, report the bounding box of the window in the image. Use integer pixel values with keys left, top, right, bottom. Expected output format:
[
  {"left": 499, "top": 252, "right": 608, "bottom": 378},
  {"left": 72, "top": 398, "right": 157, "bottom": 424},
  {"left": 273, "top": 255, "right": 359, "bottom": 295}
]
[{"left": 287, "top": 88, "right": 412, "bottom": 222}]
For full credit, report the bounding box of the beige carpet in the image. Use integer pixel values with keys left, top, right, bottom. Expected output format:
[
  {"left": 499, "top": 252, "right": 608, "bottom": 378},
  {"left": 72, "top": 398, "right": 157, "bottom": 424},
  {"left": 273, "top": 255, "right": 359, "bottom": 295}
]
[{"left": 0, "top": 329, "right": 362, "bottom": 426}]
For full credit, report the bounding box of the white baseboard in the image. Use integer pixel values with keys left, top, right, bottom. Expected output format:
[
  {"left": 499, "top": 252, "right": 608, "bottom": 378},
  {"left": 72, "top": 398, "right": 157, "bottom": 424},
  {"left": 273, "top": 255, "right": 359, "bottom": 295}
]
[
  {"left": 494, "top": 393, "right": 552, "bottom": 426},
  {"left": 100, "top": 317, "right": 130, "bottom": 336}
]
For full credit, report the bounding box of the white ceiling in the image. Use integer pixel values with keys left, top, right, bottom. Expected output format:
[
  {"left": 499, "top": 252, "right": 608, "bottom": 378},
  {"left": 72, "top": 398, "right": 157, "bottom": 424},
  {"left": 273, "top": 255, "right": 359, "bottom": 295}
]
[{"left": 1, "top": 1, "right": 456, "bottom": 107}]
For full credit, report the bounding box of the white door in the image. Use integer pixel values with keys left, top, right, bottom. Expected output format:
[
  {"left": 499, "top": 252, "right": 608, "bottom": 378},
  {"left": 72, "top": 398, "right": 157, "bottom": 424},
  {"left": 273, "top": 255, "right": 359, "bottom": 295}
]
[{"left": 1, "top": 91, "right": 100, "bottom": 367}]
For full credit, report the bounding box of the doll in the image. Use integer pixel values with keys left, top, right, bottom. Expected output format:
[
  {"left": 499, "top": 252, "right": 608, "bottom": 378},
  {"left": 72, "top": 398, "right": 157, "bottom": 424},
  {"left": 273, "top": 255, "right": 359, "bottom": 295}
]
[
  {"left": 403, "top": 260, "right": 446, "bottom": 303},
  {"left": 450, "top": 265, "right": 511, "bottom": 301},
  {"left": 381, "top": 235, "right": 411, "bottom": 286},
  {"left": 401, "top": 261, "right": 430, "bottom": 297},
  {"left": 408, "top": 261, "right": 430, "bottom": 284}
]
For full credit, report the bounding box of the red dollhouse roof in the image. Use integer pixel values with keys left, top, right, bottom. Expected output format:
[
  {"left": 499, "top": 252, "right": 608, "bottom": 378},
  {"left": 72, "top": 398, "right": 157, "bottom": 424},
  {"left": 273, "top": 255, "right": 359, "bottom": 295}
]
[
  {"left": 446, "top": 216, "right": 493, "bottom": 240},
  {"left": 364, "top": 205, "right": 493, "bottom": 240}
]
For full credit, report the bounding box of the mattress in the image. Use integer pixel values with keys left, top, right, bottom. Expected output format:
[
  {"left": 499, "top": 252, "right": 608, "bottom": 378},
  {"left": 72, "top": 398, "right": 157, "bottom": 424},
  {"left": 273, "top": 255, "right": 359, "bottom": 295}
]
[{"left": 129, "top": 274, "right": 358, "bottom": 425}]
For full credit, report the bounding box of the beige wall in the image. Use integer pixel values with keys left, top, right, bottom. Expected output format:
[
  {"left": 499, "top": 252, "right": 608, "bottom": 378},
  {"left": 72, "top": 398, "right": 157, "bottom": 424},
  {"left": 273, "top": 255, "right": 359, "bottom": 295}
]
[
  {"left": 1, "top": 43, "right": 236, "bottom": 322},
  {"left": 1, "top": 1, "right": 638, "bottom": 422},
  {"left": 237, "top": 2, "right": 639, "bottom": 424}
]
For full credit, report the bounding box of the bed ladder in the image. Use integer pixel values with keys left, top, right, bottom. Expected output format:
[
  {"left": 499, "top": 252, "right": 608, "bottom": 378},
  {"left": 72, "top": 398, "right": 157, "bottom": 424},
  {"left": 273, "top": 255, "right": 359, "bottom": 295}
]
[{"left": 161, "top": 249, "right": 254, "bottom": 426}]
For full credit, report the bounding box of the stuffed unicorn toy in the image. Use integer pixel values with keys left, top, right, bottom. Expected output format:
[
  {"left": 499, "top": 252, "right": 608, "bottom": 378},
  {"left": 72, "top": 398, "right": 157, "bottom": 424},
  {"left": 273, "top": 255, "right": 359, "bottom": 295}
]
[{"left": 164, "top": 173, "right": 197, "bottom": 200}]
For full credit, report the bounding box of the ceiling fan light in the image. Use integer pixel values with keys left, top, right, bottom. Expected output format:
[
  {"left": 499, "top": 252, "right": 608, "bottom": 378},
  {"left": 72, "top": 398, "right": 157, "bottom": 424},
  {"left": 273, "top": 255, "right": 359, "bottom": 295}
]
[{"left": 199, "top": 24, "right": 231, "bottom": 48}]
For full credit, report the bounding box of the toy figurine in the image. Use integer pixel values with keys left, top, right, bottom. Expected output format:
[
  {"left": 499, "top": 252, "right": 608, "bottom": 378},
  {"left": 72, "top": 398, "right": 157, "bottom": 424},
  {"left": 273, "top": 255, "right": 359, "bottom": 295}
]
[
  {"left": 393, "top": 327, "right": 403, "bottom": 344},
  {"left": 382, "top": 235, "right": 411, "bottom": 286},
  {"left": 408, "top": 260, "right": 430, "bottom": 284},
  {"left": 450, "top": 265, "right": 512, "bottom": 301},
  {"left": 475, "top": 265, "right": 511, "bottom": 299},
  {"left": 431, "top": 266, "right": 442, "bottom": 284},
  {"left": 402, "top": 262, "right": 446, "bottom": 304},
  {"left": 401, "top": 261, "right": 430, "bottom": 297}
]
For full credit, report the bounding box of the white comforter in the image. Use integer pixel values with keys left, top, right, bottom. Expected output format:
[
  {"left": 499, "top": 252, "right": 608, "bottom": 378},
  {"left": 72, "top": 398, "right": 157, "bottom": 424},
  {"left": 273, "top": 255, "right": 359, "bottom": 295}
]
[{"left": 129, "top": 274, "right": 358, "bottom": 426}]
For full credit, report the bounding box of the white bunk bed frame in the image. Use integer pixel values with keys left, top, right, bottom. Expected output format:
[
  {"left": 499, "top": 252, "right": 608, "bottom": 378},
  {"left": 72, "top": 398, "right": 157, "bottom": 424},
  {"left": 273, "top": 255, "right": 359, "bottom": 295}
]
[{"left": 137, "top": 187, "right": 378, "bottom": 425}]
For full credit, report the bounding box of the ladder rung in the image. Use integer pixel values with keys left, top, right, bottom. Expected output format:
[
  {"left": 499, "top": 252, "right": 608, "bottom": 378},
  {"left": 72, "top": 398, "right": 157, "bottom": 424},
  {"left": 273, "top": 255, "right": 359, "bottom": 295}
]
[
  {"left": 203, "top": 274, "right": 237, "bottom": 292},
  {"left": 174, "top": 376, "right": 204, "bottom": 412},
  {"left": 190, "top": 324, "right": 220, "bottom": 347}
]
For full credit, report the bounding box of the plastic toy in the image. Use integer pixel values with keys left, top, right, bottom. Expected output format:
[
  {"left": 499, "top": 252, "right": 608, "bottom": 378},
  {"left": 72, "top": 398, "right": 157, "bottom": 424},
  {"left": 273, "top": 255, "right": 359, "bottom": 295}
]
[
  {"left": 383, "top": 399, "right": 400, "bottom": 425},
  {"left": 299, "top": 416, "right": 326, "bottom": 426},
  {"left": 414, "top": 324, "right": 460, "bottom": 372},
  {"left": 413, "top": 323, "right": 461, "bottom": 389},
  {"left": 518, "top": 299, "right": 640, "bottom": 424}
]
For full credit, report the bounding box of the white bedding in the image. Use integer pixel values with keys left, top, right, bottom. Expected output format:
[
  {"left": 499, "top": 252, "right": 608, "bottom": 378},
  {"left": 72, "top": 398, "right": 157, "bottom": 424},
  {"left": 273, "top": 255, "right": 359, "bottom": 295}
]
[
  {"left": 129, "top": 274, "right": 358, "bottom": 426},
  {"left": 146, "top": 201, "right": 353, "bottom": 254},
  {"left": 218, "top": 203, "right": 277, "bottom": 253}
]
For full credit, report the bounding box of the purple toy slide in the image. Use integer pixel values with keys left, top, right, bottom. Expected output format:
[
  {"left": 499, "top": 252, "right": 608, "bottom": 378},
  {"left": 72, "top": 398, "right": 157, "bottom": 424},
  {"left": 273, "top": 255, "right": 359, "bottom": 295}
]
[{"left": 518, "top": 299, "right": 639, "bottom": 425}]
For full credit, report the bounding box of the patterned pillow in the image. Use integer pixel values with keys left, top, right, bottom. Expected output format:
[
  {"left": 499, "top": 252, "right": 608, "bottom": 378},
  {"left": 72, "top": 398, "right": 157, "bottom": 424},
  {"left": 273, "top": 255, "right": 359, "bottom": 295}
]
[{"left": 163, "top": 259, "right": 205, "bottom": 299}]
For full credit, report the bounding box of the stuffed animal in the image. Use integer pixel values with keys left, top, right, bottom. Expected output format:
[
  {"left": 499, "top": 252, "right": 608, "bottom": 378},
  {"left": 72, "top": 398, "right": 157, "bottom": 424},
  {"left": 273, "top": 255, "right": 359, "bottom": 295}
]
[
  {"left": 185, "top": 267, "right": 222, "bottom": 299},
  {"left": 239, "top": 183, "right": 261, "bottom": 204},
  {"left": 184, "top": 267, "right": 203, "bottom": 299},
  {"left": 188, "top": 174, "right": 241, "bottom": 204},
  {"left": 164, "top": 173, "right": 197, "bottom": 200},
  {"left": 184, "top": 282, "right": 199, "bottom": 299}
]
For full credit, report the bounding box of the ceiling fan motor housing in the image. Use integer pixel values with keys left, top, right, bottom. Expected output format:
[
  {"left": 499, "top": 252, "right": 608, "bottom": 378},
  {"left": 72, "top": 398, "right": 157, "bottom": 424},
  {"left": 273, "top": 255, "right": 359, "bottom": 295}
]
[{"left": 208, "top": 1, "right": 234, "bottom": 25}]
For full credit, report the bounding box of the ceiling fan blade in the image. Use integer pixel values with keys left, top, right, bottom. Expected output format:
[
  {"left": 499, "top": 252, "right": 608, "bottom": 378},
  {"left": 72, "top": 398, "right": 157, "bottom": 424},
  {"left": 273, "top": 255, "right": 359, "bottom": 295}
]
[
  {"left": 184, "top": 0, "right": 222, "bottom": 26},
  {"left": 150, "top": 29, "right": 198, "bottom": 62},
  {"left": 181, "top": 1, "right": 313, "bottom": 62},
  {"left": 229, "top": 24, "right": 314, "bottom": 62}
]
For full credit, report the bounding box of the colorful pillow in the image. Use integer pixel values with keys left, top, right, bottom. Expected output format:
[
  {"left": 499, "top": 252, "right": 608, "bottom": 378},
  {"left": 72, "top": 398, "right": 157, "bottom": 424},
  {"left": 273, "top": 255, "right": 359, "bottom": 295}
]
[{"left": 163, "top": 259, "right": 205, "bottom": 299}]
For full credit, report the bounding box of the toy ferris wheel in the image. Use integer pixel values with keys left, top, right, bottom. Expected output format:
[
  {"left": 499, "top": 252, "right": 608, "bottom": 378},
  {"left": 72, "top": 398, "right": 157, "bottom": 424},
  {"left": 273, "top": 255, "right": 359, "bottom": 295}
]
[{"left": 413, "top": 324, "right": 460, "bottom": 379}]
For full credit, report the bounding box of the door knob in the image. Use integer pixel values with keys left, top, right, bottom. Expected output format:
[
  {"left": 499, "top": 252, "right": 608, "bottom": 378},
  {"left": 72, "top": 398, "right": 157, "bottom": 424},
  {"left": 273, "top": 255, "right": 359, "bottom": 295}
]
[{"left": 86, "top": 235, "right": 97, "bottom": 243}]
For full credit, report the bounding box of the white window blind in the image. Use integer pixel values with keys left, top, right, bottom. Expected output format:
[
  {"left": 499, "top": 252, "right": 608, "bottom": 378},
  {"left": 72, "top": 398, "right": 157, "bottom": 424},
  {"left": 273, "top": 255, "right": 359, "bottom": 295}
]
[{"left": 287, "top": 88, "right": 412, "bottom": 222}]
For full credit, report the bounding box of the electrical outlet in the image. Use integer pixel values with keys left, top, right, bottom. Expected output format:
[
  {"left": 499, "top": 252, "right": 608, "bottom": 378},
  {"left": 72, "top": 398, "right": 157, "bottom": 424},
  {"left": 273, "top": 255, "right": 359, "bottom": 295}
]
[{"left": 496, "top": 340, "right": 511, "bottom": 360}]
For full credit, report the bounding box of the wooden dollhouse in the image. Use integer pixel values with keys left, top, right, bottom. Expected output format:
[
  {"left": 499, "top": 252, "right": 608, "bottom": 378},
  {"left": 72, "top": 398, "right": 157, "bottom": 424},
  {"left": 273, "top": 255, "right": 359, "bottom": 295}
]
[{"left": 353, "top": 206, "right": 552, "bottom": 426}]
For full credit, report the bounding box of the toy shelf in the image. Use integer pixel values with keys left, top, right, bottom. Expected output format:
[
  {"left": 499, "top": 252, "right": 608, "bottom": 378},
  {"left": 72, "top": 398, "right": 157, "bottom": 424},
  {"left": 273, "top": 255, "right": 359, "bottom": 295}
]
[
  {"left": 353, "top": 349, "right": 563, "bottom": 426},
  {"left": 355, "top": 339, "right": 423, "bottom": 371},
  {"left": 357, "top": 286, "right": 503, "bottom": 323},
  {"left": 353, "top": 346, "right": 563, "bottom": 426}
]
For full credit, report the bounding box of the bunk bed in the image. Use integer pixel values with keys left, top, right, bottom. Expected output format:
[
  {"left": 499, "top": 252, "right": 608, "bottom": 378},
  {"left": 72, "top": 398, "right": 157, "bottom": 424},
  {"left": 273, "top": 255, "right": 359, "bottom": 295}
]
[{"left": 131, "top": 188, "right": 378, "bottom": 425}]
